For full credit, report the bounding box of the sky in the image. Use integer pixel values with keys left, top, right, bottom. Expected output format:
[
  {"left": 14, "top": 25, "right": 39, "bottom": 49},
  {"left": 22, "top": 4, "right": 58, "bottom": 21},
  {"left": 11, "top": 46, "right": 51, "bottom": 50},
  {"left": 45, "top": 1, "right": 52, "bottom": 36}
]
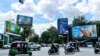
[{"left": 0, "top": 0, "right": 100, "bottom": 36}]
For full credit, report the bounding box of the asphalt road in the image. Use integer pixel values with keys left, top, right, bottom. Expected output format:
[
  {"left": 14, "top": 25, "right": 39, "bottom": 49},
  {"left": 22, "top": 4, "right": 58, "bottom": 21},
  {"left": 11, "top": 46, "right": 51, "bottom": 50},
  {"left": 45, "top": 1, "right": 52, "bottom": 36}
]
[{"left": 0, "top": 47, "right": 100, "bottom": 56}]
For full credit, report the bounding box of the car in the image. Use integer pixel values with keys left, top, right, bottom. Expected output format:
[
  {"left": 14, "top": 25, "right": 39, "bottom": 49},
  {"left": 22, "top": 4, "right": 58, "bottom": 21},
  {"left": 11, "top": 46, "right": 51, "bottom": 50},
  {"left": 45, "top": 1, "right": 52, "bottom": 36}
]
[
  {"left": 41, "top": 43, "right": 47, "bottom": 47},
  {"left": 28, "top": 42, "right": 41, "bottom": 51},
  {"left": 3, "top": 44, "right": 11, "bottom": 49}
]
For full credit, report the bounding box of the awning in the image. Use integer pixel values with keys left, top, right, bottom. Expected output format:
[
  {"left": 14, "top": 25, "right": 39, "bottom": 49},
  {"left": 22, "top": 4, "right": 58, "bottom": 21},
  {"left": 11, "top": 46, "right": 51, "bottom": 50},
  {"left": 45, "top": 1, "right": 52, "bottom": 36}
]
[{"left": 5, "top": 32, "right": 21, "bottom": 37}]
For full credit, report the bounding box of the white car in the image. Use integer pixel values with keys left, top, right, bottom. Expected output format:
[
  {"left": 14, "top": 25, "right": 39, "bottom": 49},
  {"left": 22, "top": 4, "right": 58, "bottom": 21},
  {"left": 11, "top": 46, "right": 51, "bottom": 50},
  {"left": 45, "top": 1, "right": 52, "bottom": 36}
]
[
  {"left": 3, "top": 44, "right": 10, "bottom": 49},
  {"left": 28, "top": 42, "right": 41, "bottom": 51}
]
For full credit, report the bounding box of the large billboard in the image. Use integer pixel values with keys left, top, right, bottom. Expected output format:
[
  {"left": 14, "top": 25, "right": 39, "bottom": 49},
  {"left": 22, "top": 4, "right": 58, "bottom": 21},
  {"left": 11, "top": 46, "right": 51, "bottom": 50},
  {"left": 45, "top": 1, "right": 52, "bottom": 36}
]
[
  {"left": 57, "top": 18, "right": 68, "bottom": 35},
  {"left": 72, "top": 25, "right": 97, "bottom": 39},
  {"left": 17, "top": 15, "right": 33, "bottom": 26},
  {"left": 5, "top": 21, "right": 21, "bottom": 34}
]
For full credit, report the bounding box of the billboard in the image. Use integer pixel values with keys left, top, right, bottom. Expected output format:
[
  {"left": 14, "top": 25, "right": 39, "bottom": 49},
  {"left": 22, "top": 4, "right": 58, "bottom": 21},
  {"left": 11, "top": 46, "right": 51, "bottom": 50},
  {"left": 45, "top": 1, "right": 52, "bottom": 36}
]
[
  {"left": 72, "top": 25, "right": 97, "bottom": 39},
  {"left": 17, "top": 15, "right": 33, "bottom": 26},
  {"left": 57, "top": 18, "right": 68, "bottom": 35},
  {"left": 5, "top": 21, "right": 21, "bottom": 34}
]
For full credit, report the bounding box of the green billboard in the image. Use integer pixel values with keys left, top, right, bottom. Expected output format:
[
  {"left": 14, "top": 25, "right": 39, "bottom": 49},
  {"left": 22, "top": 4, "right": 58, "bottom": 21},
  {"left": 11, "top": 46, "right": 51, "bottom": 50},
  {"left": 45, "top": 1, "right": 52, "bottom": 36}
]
[{"left": 5, "top": 21, "right": 21, "bottom": 34}]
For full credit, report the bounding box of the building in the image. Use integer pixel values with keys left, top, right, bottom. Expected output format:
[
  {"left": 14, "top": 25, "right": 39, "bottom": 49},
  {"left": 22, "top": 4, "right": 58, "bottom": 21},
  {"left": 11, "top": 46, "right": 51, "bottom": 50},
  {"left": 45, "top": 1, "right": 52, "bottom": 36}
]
[{"left": 0, "top": 33, "right": 4, "bottom": 48}]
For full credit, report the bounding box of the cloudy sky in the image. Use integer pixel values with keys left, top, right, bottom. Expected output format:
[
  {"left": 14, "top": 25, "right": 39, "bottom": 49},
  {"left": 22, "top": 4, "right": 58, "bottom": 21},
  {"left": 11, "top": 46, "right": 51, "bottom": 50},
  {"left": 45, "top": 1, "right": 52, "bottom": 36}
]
[{"left": 0, "top": 0, "right": 100, "bottom": 36}]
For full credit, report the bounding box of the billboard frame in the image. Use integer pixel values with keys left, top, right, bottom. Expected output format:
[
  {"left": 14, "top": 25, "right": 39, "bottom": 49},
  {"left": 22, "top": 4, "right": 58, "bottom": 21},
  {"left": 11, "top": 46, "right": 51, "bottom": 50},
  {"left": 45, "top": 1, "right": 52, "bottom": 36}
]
[
  {"left": 5, "top": 21, "right": 21, "bottom": 35},
  {"left": 17, "top": 15, "right": 33, "bottom": 27},
  {"left": 57, "top": 18, "right": 68, "bottom": 36},
  {"left": 72, "top": 25, "right": 97, "bottom": 40}
]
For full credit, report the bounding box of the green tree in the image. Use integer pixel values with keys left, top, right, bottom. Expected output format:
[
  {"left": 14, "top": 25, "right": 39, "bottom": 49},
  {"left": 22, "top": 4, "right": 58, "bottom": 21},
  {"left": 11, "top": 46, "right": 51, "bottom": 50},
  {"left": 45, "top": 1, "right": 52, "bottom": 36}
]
[
  {"left": 41, "top": 31, "right": 50, "bottom": 43},
  {"left": 29, "top": 34, "right": 39, "bottom": 43},
  {"left": 40, "top": 26, "right": 60, "bottom": 43},
  {"left": 72, "top": 15, "right": 87, "bottom": 26},
  {"left": 21, "top": 27, "right": 34, "bottom": 41},
  {"left": 93, "top": 21, "right": 100, "bottom": 37},
  {"left": 47, "top": 26, "right": 58, "bottom": 43}
]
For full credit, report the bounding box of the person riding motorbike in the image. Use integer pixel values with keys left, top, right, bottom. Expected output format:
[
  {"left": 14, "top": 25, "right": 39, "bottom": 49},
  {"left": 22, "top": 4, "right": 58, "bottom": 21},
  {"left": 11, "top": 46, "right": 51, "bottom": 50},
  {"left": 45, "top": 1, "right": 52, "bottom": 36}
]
[
  {"left": 50, "top": 43, "right": 59, "bottom": 53},
  {"left": 65, "top": 41, "right": 74, "bottom": 53}
]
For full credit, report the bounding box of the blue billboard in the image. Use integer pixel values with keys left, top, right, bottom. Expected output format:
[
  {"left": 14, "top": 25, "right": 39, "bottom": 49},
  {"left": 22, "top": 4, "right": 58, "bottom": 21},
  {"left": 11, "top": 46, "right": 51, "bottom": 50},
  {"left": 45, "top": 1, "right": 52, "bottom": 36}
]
[
  {"left": 72, "top": 25, "right": 97, "bottom": 39},
  {"left": 17, "top": 15, "right": 33, "bottom": 26},
  {"left": 57, "top": 18, "right": 68, "bottom": 35}
]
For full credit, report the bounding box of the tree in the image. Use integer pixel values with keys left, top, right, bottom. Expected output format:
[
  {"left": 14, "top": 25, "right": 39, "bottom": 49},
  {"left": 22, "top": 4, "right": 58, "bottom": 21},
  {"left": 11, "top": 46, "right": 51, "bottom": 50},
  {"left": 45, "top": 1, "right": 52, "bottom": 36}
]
[
  {"left": 72, "top": 15, "right": 87, "bottom": 26},
  {"left": 40, "top": 26, "right": 60, "bottom": 43},
  {"left": 29, "top": 34, "right": 39, "bottom": 43},
  {"left": 93, "top": 21, "right": 100, "bottom": 37},
  {"left": 40, "top": 31, "right": 50, "bottom": 43},
  {"left": 21, "top": 27, "right": 34, "bottom": 41},
  {"left": 47, "top": 26, "right": 58, "bottom": 43}
]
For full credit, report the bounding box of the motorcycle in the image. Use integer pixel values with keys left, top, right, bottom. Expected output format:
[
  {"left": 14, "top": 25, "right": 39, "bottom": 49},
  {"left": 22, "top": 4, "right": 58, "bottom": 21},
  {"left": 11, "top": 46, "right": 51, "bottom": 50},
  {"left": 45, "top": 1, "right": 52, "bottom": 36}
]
[
  {"left": 94, "top": 41, "right": 100, "bottom": 54},
  {"left": 94, "top": 47, "right": 100, "bottom": 54},
  {"left": 64, "top": 47, "right": 74, "bottom": 54},
  {"left": 48, "top": 48, "right": 59, "bottom": 55}
]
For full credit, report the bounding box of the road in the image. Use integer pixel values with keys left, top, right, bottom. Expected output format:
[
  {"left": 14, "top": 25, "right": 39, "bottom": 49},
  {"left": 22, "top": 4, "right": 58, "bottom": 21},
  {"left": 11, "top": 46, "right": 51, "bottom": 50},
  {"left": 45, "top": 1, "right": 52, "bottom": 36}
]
[{"left": 0, "top": 47, "right": 100, "bottom": 56}]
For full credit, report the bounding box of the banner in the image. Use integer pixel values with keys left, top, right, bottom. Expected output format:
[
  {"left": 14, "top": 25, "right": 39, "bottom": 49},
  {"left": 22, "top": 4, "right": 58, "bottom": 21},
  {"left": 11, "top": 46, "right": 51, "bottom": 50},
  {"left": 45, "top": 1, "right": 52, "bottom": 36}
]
[
  {"left": 72, "top": 25, "right": 97, "bottom": 39},
  {"left": 5, "top": 21, "right": 21, "bottom": 34},
  {"left": 57, "top": 18, "right": 68, "bottom": 35},
  {"left": 17, "top": 15, "right": 33, "bottom": 26}
]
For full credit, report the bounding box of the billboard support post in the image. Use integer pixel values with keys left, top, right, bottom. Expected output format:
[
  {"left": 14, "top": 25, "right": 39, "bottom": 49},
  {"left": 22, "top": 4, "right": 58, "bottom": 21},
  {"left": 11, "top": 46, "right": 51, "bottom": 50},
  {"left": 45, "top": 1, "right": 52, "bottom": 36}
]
[
  {"left": 64, "top": 30, "right": 69, "bottom": 42},
  {"left": 67, "top": 31, "right": 69, "bottom": 42},
  {"left": 17, "top": 15, "right": 33, "bottom": 41}
]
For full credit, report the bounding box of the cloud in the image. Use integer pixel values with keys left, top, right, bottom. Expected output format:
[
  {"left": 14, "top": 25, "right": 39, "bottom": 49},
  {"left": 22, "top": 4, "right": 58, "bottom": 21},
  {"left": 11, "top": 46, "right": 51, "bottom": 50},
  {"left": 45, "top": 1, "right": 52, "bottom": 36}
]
[
  {"left": 0, "top": 10, "right": 17, "bottom": 33},
  {"left": 1, "top": 0, "right": 100, "bottom": 36},
  {"left": 0, "top": 0, "right": 37, "bottom": 34},
  {"left": 75, "top": 0, "right": 90, "bottom": 13},
  {"left": 60, "top": 7, "right": 82, "bottom": 22},
  {"left": 88, "top": 0, "right": 100, "bottom": 21},
  {"left": 33, "top": 21, "right": 57, "bottom": 36},
  {"left": 0, "top": 10, "right": 17, "bottom": 22},
  {"left": 11, "top": 0, "right": 37, "bottom": 16},
  {"left": 37, "top": 0, "right": 79, "bottom": 21},
  {"left": 75, "top": 0, "right": 100, "bottom": 21}
]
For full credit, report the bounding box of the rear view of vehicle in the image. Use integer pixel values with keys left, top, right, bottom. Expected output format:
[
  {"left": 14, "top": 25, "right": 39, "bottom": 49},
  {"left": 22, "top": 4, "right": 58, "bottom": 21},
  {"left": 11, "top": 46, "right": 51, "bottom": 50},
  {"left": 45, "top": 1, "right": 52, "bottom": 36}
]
[
  {"left": 3, "top": 44, "right": 10, "bottom": 49},
  {"left": 28, "top": 42, "right": 41, "bottom": 51},
  {"left": 9, "top": 41, "right": 32, "bottom": 56},
  {"left": 48, "top": 44, "right": 60, "bottom": 55}
]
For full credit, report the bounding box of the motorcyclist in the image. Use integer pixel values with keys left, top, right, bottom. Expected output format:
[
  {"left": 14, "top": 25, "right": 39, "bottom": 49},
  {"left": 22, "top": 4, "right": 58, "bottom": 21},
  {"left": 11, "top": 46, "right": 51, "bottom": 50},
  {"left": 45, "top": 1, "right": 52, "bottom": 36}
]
[
  {"left": 65, "top": 41, "right": 73, "bottom": 52},
  {"left": 50, "top": 43, "right": 58, "bottom": 53}
]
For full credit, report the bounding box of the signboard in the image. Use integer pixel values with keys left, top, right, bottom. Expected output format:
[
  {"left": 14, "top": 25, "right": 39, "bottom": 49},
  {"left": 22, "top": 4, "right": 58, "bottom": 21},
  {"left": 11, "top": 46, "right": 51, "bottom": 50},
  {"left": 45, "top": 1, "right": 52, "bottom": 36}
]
[
  {"left": 57, "top": 18, "right": 68, "bottom": 35},
  {"left": 17, "top": 15, "right": 33, "bottom": 26},
  {"left": 72, "top": 25, "right": 97, "bottom": 39},
  {"left": 5, "top": 21, "right": 21, "bottom": 34}
]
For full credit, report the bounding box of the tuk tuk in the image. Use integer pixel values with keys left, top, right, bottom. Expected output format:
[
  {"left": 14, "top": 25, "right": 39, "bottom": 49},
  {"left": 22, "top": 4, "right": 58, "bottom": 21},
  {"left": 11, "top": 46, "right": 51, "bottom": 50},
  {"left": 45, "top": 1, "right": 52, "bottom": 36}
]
[
  {"left": 94, "top": 38, "right": 100, "bottom": 54},
  {"left": 9, "top": 41, "right": 32, "bottom": 56}
]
